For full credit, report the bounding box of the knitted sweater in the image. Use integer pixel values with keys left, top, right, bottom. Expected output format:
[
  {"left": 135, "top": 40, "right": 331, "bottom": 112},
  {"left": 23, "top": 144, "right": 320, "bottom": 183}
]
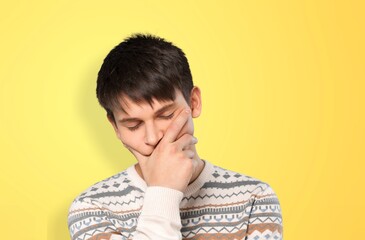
[{"left": 67, "top": 159, "right": 283, "bottom": 240}]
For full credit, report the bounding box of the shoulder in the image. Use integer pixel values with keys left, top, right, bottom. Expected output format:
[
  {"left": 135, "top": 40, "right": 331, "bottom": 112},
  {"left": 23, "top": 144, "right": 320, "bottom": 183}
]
[
  {"left": 68, "top": 168, "right": 133, "bottom": 211},
  {"left": 79, "top": 169, "right": 129, "bottom": 198},
  {"left": 208, "top": 163, "right": 280, "bottom": 201},
  {"left": 211, "top": 164, "right": 283, "bottom": 236}
]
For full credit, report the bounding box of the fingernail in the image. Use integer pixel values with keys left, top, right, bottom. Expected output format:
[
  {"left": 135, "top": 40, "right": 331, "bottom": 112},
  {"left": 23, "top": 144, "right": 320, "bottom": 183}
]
[
  {"left": 185, "top": 108, "right": 191, "bottom": 114},
  {"left": 193, "top": 137, "right": 198, "bottom": 143}
]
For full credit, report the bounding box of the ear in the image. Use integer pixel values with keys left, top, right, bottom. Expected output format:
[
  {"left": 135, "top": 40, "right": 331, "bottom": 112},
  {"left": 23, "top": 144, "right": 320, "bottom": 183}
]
[
  {"left": 190, "top": 86, "right": 202, "bottom": 118},
  {"left": 107, "top": 114, "right": 122, "bottom": 140}
]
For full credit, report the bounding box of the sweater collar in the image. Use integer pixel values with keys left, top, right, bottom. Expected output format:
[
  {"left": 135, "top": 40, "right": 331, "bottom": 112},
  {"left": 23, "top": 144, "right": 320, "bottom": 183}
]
[{"left": 126, "top": 159, "right": 214, "bottom": 197}]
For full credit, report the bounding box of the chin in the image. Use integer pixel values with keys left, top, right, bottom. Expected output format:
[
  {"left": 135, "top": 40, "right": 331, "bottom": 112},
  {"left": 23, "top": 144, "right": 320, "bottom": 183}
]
[{"left": 143, "top": 152, "right": 152, "bottom": 157}]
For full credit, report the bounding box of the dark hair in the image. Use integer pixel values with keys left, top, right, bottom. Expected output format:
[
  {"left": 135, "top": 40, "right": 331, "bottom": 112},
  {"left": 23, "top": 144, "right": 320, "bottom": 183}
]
[{"left": 96, "top": 33, "right": 194, "bottom": 125}]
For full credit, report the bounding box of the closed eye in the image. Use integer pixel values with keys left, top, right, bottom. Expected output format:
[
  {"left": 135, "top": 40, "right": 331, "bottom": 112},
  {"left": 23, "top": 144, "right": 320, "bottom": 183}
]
[
  {"left": 160, "top": 113, "right": 175, "bottom": 119},
  {"left": 127, "top": 113, "right": 175, "bottom": 131}
]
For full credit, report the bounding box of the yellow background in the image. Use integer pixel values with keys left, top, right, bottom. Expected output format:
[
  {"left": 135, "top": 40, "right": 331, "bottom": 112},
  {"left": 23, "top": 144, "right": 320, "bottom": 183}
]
[{"left": 1, "top": 0, "right": 364, "bottom": 239}]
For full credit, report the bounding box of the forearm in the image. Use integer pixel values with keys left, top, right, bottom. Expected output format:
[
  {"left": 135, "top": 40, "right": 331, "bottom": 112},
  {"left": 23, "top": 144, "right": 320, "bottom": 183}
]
[{"left": 132, "top": 186, "right": 184, "bottom": 239}]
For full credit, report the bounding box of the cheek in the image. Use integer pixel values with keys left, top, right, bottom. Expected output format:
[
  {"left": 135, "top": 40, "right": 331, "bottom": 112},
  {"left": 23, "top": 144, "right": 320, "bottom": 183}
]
[{"left": 120, "top": 132, "right": 139, "bottom": 149}]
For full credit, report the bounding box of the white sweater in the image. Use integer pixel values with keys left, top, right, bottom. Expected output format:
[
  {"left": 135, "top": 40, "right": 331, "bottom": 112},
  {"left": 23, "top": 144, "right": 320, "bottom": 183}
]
[{"left": 68, "top": 159, "right": 283, "bottom": 239}]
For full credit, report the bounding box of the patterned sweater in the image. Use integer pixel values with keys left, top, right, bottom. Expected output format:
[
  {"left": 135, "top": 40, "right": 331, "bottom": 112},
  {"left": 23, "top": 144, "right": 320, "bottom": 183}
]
[{"left": 67, "top": 159, "right": 283, "bottom": 240}]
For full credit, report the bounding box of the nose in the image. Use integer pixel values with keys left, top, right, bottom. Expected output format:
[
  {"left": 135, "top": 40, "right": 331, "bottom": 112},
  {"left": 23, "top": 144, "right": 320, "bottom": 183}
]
[{"left": 144, "top": 121, "right": 163, "bottom": 146}]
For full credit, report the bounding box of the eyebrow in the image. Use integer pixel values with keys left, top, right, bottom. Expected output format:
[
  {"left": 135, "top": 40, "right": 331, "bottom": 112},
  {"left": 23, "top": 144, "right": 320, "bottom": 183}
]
[{"left": 118, "top": 103, "right": 176, "bottom": 124}]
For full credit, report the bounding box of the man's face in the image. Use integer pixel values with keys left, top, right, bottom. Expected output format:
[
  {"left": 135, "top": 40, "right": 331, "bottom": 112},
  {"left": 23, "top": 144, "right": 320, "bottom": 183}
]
[{"left": 108, "top": 88, "right": 200, "bottom": 158}]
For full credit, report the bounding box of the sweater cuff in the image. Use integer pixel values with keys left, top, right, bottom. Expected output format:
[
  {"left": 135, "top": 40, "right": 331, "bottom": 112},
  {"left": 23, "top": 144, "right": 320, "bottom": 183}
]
[{"left": 140, "top": 186, "right": 184, "bottom": 223}]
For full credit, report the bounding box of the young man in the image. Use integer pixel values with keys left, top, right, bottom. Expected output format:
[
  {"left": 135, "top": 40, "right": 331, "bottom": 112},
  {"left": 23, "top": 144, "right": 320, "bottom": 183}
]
[{"left": 67, "top": 33, "right": 283, "bottom": 240}]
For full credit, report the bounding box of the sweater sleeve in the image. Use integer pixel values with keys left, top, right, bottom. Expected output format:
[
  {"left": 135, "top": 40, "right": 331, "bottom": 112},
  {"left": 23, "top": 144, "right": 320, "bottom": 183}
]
[
  {"left": 245, "top": 183, "right": 283, "bottom": 240},
  {"left": 67, "top": 197, "right": 123, "bottom": 240},
  {"left": 67, "top": 186, "right": 183, "bottom": 240},
  {"left": 133, "top": 186, "right": 184, "bottom": 239}
]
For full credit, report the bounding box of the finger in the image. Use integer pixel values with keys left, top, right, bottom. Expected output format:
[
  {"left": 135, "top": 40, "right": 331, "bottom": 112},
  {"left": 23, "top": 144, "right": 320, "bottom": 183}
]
[
  {"left": 163, "top": 107, "right": 191, "bottom": 144},
  {"left": 183, "top": 149, "right": 195, "bottom": 159},
  {"left": 179, "top": 134, "right": 198, "bottom": 151}
]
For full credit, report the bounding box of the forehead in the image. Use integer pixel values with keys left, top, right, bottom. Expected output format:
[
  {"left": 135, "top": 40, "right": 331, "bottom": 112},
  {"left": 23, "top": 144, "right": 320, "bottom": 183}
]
[{"left": 116, "top": 90, "right": 185, "bottom": 116}]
